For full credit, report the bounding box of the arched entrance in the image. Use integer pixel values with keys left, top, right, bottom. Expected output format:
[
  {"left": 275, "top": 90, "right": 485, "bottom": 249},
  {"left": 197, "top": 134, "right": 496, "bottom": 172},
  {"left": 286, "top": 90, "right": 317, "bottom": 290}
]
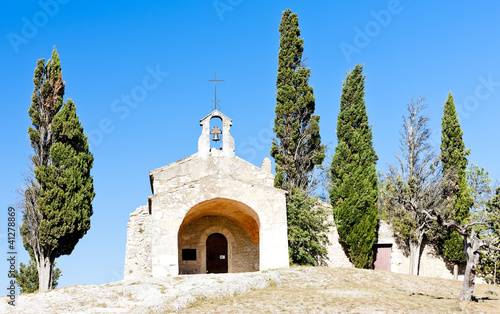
[
  {"left": 206, "top": 233, "right": 228, "bottom": 273},
  {"left": 179, "top": 198, "right": 260, "bottom": 245},
  {"left": 177, "top": 198, "right": 260, "bottom": 274}
]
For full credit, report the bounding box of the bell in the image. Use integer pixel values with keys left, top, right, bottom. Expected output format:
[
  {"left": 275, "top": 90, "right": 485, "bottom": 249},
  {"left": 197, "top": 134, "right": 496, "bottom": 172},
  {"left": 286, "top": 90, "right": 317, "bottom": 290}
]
[
  {"left": 212, "top": 132, "right": 220, "bottom": 142},
  {"left": 210, "top": 126, "right": 222, "bottom": 142}
]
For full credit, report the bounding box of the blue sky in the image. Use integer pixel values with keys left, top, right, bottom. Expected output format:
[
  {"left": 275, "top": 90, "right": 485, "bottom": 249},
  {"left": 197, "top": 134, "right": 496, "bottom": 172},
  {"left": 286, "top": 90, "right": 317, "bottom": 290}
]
[{"left": 1, "top": 0, "right": 499, "bottom": 290}]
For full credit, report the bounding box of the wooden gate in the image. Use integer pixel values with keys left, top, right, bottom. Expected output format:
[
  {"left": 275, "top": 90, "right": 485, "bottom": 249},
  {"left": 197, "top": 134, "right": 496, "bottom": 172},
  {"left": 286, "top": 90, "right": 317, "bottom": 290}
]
[
  {"left": 206, "top": 233, "right": 228, "bottom": 273},
  {"left": 373, "top": 244, "right": 392, "bottom": 271}
]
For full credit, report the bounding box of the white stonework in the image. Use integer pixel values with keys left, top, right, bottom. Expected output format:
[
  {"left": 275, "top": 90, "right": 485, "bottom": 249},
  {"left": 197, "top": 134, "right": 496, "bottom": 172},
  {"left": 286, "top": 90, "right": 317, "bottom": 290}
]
[
  {"left": 125, "top": 110, "right": 289, "bottom": 279},
  {"left": 198, "top": 110, "right": 234, "bottom": 158},
  {"left": 261, "top": 157, "right": 272, "bottom": 174},
  {"left": 325, "top": 224, "right": 355, "bottom": 268},
  {"left": 124, "top": 206, "right": 152, "bottom": 279},
  {"left": 376, "top": 220, "right": 464, "bottom": 280},
  {"left": 124, "top": 109, "right": 464, "bottom": 283},
  {"left": 325, "top": 214, "right": 465, "bottom": 281},
  {"left": 317, "top": 202, "right": 354, "bottom": 268}
]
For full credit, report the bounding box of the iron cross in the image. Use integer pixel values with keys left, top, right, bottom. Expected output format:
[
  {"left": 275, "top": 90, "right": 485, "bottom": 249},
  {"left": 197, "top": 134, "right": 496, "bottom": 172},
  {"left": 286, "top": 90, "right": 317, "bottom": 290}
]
[{"left": 207, "top": 73, "right": 225, "bottom": 110}]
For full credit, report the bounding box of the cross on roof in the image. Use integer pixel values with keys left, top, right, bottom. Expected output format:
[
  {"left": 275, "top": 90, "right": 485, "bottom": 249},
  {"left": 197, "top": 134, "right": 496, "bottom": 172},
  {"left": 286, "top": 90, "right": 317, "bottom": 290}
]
[{"left": 207, "top": 73, "right": 225, "bottom": 110}]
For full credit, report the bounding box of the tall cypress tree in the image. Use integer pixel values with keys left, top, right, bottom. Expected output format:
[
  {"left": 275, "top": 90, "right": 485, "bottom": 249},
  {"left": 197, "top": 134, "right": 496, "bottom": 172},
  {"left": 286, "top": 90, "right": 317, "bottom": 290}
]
[
  {"left": 440, "top": 92, "right": 472, "bottom": 267},
  {"left": 329, "top": 65, "right": 378, "bottom": 269},
  {"left": 271, "top": 9, "right": 327, "bottom": 265},
  {"left": 271, "top": 8, "right": 325, "bottom": 193},
  {"left": 20, "top": 47, "right": 95, "bottom": 291}
]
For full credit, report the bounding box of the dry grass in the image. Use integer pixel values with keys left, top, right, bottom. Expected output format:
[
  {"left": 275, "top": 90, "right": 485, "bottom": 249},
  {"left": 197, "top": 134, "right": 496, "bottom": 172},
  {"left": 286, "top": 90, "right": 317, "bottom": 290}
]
[{"left": 181, "top": 266, "right": 499, "bottom": 313}]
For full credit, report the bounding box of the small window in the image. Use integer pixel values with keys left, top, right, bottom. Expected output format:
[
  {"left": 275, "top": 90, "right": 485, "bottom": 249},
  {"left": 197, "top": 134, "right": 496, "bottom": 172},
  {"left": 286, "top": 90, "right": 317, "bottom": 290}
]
[{"left": 182, "top": 249, "right": 196, "bottom": 261}]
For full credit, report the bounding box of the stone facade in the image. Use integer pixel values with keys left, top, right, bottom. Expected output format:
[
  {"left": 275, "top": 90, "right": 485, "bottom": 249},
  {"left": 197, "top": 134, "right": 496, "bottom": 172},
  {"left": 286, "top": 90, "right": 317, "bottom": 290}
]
[
  {"left": 123, "top": 109, "right": 464, "bottom": 283},
  {"left": 178, "top": 216, "right": 259, "bottom": 274},
  {"left": 375, "top": 220, "right": 464, "bottom": 280},
  {"left": 325, "top": 220, "right": 354, "bottom": 269},
  {"left": 325, "top": 214, "right": 464, "bottom": 280},
  {"left": 124, "top": 110, "right": 289, "bottom": 279},
  {"left": 124, "top": 206, "right": 152, "bottom": 279},
  {"left": 318, "top": 202, "right": 354, "bottom": 269}
]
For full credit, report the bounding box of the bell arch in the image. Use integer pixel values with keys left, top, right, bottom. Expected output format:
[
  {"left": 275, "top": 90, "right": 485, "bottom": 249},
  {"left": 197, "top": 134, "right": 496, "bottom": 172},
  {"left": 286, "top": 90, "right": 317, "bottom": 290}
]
[
  {"left": 198, "top": 109, "right": 235, "bottom": 158},
  {"left": 209, "top": 116, "right": 223, "bottom": 148}
]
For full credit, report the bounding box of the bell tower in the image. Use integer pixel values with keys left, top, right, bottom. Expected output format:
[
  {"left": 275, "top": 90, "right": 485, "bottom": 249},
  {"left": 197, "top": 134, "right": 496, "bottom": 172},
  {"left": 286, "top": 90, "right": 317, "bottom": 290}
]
[
  {"left": 125, "top": 76, "right": 290, "bottom": 278},
  {"left": 198, "top": 109, "right": 235, "bottom": 158}
]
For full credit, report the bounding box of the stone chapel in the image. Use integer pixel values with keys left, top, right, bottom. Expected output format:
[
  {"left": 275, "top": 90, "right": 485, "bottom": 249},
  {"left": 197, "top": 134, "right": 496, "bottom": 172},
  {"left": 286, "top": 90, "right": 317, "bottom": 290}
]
[{"left": 124, "top": 109, "right": 290, "bottom": 278}]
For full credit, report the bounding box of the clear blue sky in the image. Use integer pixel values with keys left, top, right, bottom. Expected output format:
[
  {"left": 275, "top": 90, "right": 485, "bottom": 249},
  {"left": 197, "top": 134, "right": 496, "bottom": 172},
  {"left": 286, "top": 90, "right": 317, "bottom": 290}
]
[{"left": 1, "top": 0, "right": 499, "bottom": 290}]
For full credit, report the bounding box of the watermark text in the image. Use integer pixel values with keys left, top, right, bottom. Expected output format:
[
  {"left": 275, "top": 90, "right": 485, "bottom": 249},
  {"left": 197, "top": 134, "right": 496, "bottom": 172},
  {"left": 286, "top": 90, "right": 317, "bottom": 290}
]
[
  {"left": 7, "top": 0, "right": 70, "bottom": 54},
  {"left": 6, "top": 207, "right": 17, "bottom": 306},
  {"left": 340, "top": 0, "right": 403, "bottom": 62},
  {"left": 88, "top": 64, "right": 168, "bottom": 148},
  {"left": 213, "top": 0, "right": 244, "bottom": 21}
]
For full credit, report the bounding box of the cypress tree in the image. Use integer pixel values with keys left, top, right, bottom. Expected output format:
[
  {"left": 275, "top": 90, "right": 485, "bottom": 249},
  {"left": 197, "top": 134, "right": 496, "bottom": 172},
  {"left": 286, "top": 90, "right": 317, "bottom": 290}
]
[
  {"left": 28, "top": 47, "right": 64, "bottom": 168},
  {"left": 440, "top": 92, "right": 472, "bottom": 267},
  {"left": 14, "top": 258, "right": 61, "bottom": 293},
  {"left": 20, "top": 47, "right": 95, "bottom": 291},
  {"left": 329, "top": 65, "right": 378, "bottom": 268},
  {"left": 36, "top": 99, "right": 94, "bottom": 256},
  {"left": 270, "top": 9, "right": 328, "bottom": 265},
  {"left": 271, "top": 8, "right": 325, "bottom": 193}
]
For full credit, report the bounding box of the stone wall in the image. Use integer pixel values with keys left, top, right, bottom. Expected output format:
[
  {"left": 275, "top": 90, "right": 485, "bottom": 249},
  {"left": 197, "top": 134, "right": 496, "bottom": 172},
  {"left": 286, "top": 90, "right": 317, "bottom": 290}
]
[
  {"left": 178, "top": 216, "right": 259, "bottom": 274},
  {"left": 125, "top": 110, "right": 289, "bottom": 278},
  {"left": 124, "top": 205, "right": 152, "bottom": 280},
  {"left": 150, "top": 155, "right": 275, "bottom": 195},
  {"left": 148, "top": 149, "right": 289, "bottom": 277},
  {"left": 319, "top": 202, "right": 353, "bottom": 269},
  {"left": 325, "top": 225, "right": 354, "bottom": 268},
  {"left": 324, "top": 215, "right": 464, "bottom": 281},
  {"left": 376, "top": 220, "right": 463, "bottom": 280},
  {"left": 125, "top": 199, "right": 464, "bottom": 282}
]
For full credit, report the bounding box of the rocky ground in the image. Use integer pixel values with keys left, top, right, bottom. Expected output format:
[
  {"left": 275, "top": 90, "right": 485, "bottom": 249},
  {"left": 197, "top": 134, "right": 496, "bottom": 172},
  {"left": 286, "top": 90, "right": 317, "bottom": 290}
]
[
  {"left": 1, "top": 267, "right": 499, "bottom": 313},
  {"left": 1, "top": 270, "right": 285, "bottom": 313}
]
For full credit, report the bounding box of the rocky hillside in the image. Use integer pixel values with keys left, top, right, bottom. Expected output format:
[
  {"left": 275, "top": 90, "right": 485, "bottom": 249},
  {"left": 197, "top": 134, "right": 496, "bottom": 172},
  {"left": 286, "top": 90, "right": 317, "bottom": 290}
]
[
  {"left": 2, "top": 267, "right": 498, "bottom": 313},
  {"left": 1, "top": 270, "right": 284, "bottom": 313}
]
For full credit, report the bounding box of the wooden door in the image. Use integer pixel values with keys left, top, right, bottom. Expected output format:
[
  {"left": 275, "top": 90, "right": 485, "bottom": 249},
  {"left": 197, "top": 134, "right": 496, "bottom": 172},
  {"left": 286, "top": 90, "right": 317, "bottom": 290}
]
[
  {"left": 373, "top": 244, "right": 392, "bottom": 271},
  {"left": 206, "top": 233, "right": 228, "bottom": 273}
]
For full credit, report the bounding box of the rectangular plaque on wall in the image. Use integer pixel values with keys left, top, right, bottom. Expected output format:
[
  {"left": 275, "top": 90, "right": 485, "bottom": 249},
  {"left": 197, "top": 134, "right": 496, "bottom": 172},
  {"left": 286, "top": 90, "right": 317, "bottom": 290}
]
[{"left": 182, "top": 249, "right": 196, "bottom": 261}]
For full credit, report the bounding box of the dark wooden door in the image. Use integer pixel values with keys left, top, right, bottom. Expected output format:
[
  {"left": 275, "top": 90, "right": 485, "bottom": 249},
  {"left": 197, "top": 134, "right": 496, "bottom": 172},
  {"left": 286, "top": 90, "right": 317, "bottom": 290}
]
[
  {"left": 206, "top": 233, "right": 228, "bottom": 273},
  {"left": 373, "top": 244, "right": 392, "bottom": 271}
]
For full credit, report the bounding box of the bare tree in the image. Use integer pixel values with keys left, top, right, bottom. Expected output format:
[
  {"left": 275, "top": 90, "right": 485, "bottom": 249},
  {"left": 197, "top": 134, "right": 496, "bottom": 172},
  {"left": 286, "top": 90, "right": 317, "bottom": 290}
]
[
  {"left": 384, "top": 98, "right": 500, "bottom": 301},
  {"left": 420, "top": 209, "right": 500, "bottom": 301},
  {"left": 383, "top": 97, "right": 446, "bottom": 275}
]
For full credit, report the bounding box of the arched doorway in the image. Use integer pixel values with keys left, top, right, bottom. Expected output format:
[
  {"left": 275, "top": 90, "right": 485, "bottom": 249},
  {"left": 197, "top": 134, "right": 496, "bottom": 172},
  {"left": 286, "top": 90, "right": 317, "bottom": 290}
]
[
  {"left": 177, "top": 198, "right": 260, "bottom": 274},
  {"left": 206, "top": 233, "right": 228, "bottom": 273}
]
